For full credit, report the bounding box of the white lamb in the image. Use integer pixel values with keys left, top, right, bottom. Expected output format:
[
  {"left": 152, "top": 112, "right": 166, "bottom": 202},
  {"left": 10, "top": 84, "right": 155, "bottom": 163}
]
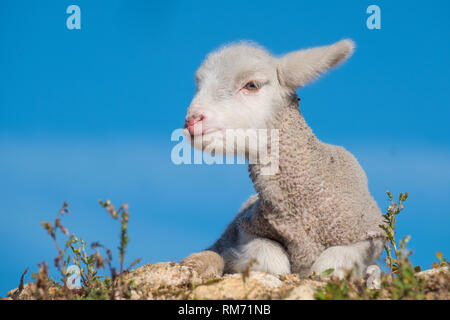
[{"left": 180, "top": 39, "right": 385, "bottom": 282}]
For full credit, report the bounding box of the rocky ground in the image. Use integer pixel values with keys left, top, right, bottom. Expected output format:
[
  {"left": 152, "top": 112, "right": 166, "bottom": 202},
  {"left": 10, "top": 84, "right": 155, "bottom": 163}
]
[{"left": 6, "top": 263, "right": 449, "bottom": 300}]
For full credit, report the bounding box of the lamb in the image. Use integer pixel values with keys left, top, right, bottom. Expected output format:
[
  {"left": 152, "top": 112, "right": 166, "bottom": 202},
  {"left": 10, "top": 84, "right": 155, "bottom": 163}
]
[{"left": 180, "top": 39, "right": 385, "bottom": 280}]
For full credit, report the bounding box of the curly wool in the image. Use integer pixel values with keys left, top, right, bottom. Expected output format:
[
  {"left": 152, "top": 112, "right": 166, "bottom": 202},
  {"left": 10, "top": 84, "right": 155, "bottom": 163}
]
[{"left": 212, "top": 98, "right": 385, "bottom": 276}]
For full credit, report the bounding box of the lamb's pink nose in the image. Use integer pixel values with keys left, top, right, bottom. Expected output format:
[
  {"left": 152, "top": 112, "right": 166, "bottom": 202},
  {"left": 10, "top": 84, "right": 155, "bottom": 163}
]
[{"left": 184, "top": 115, "right": 205, "bottom": 135}]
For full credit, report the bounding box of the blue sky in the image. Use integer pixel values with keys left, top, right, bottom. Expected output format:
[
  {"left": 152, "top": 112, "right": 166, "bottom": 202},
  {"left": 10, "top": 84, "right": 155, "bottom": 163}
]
[{"left": 0, "top": 0, "right": 449, "bottom": 295}]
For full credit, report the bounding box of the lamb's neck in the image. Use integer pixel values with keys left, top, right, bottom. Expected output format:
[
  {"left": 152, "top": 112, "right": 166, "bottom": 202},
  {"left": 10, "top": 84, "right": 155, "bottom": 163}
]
[{"left": 249, "top": 100, "right": 321, "bottom": 217}]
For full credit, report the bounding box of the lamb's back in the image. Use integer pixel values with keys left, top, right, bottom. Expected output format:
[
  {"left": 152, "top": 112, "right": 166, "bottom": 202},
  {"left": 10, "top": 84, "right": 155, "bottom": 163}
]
[{"left": 307, "top": 142, "right": 384, "bottom": 245}]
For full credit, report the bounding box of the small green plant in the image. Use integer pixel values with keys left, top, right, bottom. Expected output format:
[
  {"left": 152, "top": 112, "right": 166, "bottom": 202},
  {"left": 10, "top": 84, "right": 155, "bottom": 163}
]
[
  {"left": 314, "top": 191, "right": 447, "bottom": 300},
  {"left": 99, "top": 200, "right": 141, "bottom": 274},
  {"left": 314, "top": 271, "right": 380, "bottom": 300},
  {"left": 239, "top": 258, "right": 259, "bottom": 300},
  {"left": 240, "top": 258, "right": 258, "bottom": 285},
  {"left": 13, "top": 200, "right": 141, "bottom": 300},
  {"left": 314, "top": 273, "right": 351, "bottom": 300},
  {"left": 379, "top": 191, "right": 410, "bottom": 277},
  {"left": 37, "top": 202, "right": 73, "bottom": 298},
  {"left": 383, "top": 258, "right": 426, "bottom": 300},
  {"left": 377, "top": 191, "right": 427, "bottom": 299},
  {"left": 432, "top": 251, "right": 449, "bottom": 269},
  {"left": 320, "top": 268, "right": 334, "bottom": 277}
]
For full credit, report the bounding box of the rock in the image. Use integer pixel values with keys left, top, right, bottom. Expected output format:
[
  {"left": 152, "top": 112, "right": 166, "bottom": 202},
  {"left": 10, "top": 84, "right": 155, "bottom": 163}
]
[
  {"left": 122, "top": 262, "right": 202, "bottom": 288},
  {"left": 224, "top": 271, "right": 282, "bottom": 289},
  {"left": 190, "top": 277, "right": 272, "bottom": 300},
  {"left": 6, "top": 262, "right": 448, "bottom": 300},
  {"left": 120, "top": 262, "right": 203, "bottom": 299},
  {"left": 8, "top": 283, "right": 36, "bottom": 300},
  {"left": 416, "top": 266, "right": 449, "bottom": 279},
  {"left": 188, "top": 271, "right": 282, "bottom": 300},
  {"left": 284, "top": 283, "right": 318, "bottom": 300},
  {"left": 7, "top": 282, "right": 61, "bottom": 300}
]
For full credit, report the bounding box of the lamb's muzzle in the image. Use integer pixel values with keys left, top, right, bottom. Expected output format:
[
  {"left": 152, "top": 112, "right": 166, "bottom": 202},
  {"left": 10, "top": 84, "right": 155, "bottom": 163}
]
[{"left": 184, "top": 115, "right": 205, "bottom": 136}]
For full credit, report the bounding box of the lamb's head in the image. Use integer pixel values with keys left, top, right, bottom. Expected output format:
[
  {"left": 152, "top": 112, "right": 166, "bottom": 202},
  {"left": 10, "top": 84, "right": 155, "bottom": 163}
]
[{"left": 184, "top": 39, "right": 354, "bottom": 156}]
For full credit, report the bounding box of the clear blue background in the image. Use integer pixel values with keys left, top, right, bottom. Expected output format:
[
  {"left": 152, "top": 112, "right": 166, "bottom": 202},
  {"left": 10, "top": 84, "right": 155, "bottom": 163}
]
[{"left": 1, "top": 0, "right": 449, "bottom": 296}]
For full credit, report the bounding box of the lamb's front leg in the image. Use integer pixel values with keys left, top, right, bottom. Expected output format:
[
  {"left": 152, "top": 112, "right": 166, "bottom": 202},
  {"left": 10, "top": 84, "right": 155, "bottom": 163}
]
[
  {"left": 309, "top": 238, "right": 384, "bottom": 280},
  {"left": 181, "top": 250, "right": 225, "bottom": 280}
]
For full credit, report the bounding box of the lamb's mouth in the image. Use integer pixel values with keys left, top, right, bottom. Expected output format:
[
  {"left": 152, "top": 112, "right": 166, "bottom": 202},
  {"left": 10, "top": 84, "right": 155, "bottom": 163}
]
[{"left": 189, "top": 128, "right": 224, "bottom": 139}]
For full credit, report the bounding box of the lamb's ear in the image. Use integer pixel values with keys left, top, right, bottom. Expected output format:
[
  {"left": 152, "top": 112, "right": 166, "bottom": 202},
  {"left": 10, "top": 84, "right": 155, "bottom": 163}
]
[{"left": 277, "top": 39, "right": 355, "bottom": 88}]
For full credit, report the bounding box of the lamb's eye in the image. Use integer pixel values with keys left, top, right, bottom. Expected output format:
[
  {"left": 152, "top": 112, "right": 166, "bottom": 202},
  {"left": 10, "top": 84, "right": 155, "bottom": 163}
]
[{"left": 243, "top": 81, "right": 260, "bottom": 91}]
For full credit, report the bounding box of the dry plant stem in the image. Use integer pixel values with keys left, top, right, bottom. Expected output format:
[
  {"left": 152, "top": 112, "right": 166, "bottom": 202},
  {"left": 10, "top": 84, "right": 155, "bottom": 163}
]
[{"left": 380, "top": 191, "right": 408, "bottom": 279}]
